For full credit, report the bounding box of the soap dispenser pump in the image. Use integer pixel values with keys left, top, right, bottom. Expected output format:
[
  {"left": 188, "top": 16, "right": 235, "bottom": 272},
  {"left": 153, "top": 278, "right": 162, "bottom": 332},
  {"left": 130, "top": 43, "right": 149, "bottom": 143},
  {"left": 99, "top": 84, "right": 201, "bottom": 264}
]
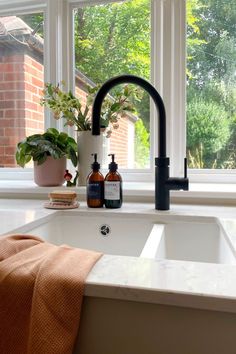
[
  {"left": 87, "top": 153, "right": 104, "bottom": 208},
  {"left": 104, "top": 154, "right": 122, "bottom": 209}
]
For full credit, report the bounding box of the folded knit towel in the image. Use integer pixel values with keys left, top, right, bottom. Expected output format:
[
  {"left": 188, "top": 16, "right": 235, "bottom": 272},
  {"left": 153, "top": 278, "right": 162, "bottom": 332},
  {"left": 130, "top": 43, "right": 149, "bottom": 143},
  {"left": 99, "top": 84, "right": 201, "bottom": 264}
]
[{"left": 0, "top": 234, "right": 102, "bottom": 354}]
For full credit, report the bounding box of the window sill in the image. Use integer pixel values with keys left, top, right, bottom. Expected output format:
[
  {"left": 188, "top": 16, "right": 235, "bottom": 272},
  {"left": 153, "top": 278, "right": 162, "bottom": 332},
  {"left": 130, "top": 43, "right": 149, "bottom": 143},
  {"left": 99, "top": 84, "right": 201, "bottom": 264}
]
[{"left": 0, "top": 180, "right": 235, "bottom": 206}]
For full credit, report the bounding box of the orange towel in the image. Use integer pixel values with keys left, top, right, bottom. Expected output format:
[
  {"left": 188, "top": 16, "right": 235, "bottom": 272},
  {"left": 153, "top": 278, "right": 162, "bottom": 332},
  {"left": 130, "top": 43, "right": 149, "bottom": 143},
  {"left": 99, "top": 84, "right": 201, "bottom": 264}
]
[{"left": 0, "top": 234, "right": 102, "bottom": 354}]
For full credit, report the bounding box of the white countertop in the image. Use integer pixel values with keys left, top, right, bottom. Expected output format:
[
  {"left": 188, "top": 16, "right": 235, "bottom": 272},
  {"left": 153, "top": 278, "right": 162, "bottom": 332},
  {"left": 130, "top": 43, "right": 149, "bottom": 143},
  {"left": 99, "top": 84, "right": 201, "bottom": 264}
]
[{"left": 1, "top": 199, "right": 236, "bottom": 314}]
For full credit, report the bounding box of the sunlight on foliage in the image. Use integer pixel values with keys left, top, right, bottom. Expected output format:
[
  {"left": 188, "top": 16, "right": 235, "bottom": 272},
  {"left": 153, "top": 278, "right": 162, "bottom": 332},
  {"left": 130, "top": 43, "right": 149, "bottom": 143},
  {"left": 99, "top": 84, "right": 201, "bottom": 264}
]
[{"left": 135, "top": 119, "right": 150, "bottom": 168}]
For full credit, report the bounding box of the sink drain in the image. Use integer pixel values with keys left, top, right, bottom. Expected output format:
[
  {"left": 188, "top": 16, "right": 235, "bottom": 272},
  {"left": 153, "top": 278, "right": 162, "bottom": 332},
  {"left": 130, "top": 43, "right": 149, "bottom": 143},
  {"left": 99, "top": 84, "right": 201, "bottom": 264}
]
[{"left": 100, "top": 224, "right": 111, "bottom": 236}]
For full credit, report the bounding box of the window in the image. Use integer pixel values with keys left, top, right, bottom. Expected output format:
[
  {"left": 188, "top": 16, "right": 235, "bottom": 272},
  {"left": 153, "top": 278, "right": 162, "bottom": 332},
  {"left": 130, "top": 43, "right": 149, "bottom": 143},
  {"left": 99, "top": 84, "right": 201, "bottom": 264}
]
[
  {"left": 187, "top": 0, "right": 236, "bottom": 171},
  {"left": 0, "top": 0, "right": 235, "bottom": 183},
  {"left": 0, "top": 12, "right": 44, "bottom": 168}
]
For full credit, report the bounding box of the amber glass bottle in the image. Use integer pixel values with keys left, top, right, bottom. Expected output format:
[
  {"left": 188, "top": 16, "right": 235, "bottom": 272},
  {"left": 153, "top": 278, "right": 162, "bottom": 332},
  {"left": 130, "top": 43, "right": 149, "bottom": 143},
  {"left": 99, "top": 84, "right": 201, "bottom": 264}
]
[
  {"left": 87, "top": 153, "right": 104, "bottom": 208},
  {"left": 104, "top": 154, "right": 122, "bottom": 209}
]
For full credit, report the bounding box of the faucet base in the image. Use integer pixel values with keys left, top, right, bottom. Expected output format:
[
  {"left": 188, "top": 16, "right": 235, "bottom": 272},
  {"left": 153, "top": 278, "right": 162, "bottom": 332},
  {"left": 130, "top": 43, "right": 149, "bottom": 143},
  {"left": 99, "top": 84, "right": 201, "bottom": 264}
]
[
  {"left": 155, "top": 157, "right": 170, "bottom": 211},
  {"left": 155, "top": 157, "right": 189, "bottom": 210}
]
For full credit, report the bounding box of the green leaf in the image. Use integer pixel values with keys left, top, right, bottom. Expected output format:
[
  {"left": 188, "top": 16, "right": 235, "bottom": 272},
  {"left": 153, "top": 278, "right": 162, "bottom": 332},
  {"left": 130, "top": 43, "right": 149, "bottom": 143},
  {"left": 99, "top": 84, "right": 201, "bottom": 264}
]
[
  {"left": 58, "top": 132, "right": 68, "bottom": 143},
  {"left": 36, "top": 153, "right": 48, "bottom": 165},
  {"left": 110, "top": 102, "right": 121, "bottom": 112},
  {"left": 67, "top": 136, "right": 77, "bottom": 150},
  {"left": 124, "top": 85, "right": 129, "bottom": 97},
  {"left": 24, "top": 155, "right": 32, "bottom": 165},
  {"left": 67, "top": 146, "right": 78, "bottom": 167},
  {"left": 47, "top": 83, "right": 53, "bottom": 96},
  {"left": 46, "top": 128, "right": 59, "bottom": 137},
  {"left": 15, "top": 150, "right": 25, "bottom": 167}
]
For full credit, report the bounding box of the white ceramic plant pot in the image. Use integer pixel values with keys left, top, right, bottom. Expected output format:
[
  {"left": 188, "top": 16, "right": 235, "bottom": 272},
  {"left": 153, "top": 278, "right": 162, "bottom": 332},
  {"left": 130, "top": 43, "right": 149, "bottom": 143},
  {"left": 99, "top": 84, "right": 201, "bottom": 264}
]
[
  {"left": 34, "top": 156, "right": 67, "bottom": 187},
  {"left": 77, "top": 131, "right": 106, "bottom": 186}
]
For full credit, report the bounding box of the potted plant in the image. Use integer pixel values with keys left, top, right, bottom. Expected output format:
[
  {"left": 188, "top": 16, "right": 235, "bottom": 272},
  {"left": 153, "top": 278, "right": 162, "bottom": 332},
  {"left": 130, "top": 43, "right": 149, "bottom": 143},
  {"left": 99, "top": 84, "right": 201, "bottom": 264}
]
[
  {"left": 40, "top": 82, "right": 140, "bottom": 185},
  {"left": 16, "top": 128, "right": 78, "bottom": 187}
]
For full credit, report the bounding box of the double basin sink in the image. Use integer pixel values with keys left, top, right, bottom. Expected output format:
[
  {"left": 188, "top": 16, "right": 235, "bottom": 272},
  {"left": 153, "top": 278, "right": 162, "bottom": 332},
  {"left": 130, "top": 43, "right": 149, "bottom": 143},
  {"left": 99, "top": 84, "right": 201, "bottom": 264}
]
[{"left": 16, "top": 210, "right": 236, "bottom": 266}]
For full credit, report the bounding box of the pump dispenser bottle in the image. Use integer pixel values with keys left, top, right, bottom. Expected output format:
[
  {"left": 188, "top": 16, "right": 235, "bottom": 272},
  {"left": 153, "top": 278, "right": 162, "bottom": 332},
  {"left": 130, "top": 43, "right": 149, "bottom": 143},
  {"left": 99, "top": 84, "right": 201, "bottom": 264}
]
[
  {"left": 104, "top": 154, "right": 122, "bottom": 208},
  {"left": 87, "top": 153, "right": 104, "bottom": 208}
]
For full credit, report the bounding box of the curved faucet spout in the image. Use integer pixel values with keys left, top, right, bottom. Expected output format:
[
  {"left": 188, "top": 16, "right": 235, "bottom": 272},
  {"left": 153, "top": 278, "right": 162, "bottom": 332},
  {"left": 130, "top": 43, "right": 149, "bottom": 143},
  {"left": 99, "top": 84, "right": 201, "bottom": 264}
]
[
  {"left": 92, "top": 74, "right": 167, "bottom": 158},
  {"left": 91, "top": 74, "right": 188, "bottom": 210}
]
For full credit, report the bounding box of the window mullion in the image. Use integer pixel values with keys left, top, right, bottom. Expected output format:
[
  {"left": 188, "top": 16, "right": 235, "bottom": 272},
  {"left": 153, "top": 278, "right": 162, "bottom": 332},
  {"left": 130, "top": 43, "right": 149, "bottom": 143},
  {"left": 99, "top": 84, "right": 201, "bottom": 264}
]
[
  {"left": 151, "top": 0, "right": 162, "bottom": 179},
  {"left": 45, "top": 0, "right": 75, "bottom": 133},
  {"left": 170, "top": 0, "right": 186, "bottom": 177},
  {"left": 153, "top": 0, "right": 186, "bottom": 177},
  {"left": 44, "top": 0, "right": 67, "bottom": 130}
]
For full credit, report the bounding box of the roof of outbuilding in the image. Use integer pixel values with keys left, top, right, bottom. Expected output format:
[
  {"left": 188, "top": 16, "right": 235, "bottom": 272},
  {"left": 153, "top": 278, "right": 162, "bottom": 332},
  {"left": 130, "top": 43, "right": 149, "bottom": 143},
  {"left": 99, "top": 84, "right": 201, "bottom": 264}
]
[
  {"left": 0, "top": 16, "right": 32, "bottom": 35},
  {"left": 0, "top": 16, "right": 43, "bottom": 54}
]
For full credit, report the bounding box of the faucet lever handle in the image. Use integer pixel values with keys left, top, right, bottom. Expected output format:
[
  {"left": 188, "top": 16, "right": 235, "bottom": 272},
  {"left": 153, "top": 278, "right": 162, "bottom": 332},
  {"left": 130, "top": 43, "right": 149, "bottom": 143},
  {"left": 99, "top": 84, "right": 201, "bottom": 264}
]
[{"left": 184, "top": 157, "right": 188, "bottom": 178}]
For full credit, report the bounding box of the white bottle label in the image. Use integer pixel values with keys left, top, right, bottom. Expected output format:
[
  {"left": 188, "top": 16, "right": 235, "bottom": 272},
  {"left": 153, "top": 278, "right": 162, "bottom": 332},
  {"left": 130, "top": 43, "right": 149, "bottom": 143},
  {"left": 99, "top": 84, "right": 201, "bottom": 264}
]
[{"left": 104, "top": 181, "right": 120, "bottom": 200}]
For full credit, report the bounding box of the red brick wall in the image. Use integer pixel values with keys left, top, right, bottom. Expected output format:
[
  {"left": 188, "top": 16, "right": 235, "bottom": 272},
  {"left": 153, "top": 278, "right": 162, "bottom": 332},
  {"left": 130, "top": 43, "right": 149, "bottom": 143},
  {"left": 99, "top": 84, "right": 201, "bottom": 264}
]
[
  {"left": 109, "top": 117, "right": 129, "bottom": 168},
  {"left": 0, "top": 53, "right": 44, "bottom": 167},
  {"left": 75, "top": 80, "right": 88, "bottom": 109}
]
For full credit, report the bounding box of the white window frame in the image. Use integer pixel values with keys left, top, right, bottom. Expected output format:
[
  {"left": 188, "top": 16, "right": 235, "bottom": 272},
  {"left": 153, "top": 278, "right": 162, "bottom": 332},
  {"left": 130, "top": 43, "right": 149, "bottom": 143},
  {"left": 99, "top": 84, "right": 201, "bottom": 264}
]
[{"left": 0, "top": 0, "right": 235, "bottom": 184}]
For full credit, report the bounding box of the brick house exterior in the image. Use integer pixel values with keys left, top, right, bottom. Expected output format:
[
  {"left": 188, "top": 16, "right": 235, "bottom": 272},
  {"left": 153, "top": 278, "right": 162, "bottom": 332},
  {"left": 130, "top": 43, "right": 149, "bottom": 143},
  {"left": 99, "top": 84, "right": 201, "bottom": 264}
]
[{"left": 0, "top": 16, "right": 136, "bottom": 168}]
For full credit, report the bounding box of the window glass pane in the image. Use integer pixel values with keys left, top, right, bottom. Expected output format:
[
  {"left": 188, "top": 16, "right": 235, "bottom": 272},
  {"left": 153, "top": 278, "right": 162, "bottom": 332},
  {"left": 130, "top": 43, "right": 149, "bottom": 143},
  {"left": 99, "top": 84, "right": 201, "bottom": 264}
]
[
  {"left": 0, "top": 13, "right": 44, "bottom": 168},
  {"left": 186, "top": 0, "right": 236, "bottom": 169},
  {"left": 73, "top": 0, "right": 151, "bottom": 169}
]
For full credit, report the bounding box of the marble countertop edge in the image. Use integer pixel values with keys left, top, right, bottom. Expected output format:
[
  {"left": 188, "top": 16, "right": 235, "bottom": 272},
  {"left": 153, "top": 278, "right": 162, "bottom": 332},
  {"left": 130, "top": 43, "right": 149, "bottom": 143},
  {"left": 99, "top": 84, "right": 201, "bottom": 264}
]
[{"left": 84, "top": 282, "right": 236, "bottom": 314}]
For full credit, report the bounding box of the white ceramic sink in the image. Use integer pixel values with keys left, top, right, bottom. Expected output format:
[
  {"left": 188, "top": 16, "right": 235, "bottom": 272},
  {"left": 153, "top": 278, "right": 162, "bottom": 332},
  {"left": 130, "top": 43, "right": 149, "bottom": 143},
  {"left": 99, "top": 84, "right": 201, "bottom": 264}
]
[
  {"left": 24, "top": 211, "right": 154, "bottom": 257},
  {"left": 141, "top": 218, "right": 236, "bottom": 265},
  {"left": 15, "top": 211, "right": 236, "bottom": 264}
]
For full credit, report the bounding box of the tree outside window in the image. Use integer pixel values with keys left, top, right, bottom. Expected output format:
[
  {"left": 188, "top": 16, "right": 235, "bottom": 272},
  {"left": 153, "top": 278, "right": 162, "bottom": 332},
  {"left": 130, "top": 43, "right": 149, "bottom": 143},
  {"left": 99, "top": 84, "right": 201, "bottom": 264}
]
[{"left": 187, "top": 0, "right": 236, "bottom": 169}]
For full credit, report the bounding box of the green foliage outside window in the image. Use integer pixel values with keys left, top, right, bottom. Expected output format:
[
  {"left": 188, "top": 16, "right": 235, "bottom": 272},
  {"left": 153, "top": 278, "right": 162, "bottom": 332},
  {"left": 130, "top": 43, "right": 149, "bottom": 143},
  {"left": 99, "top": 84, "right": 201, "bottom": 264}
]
[
  {"left": 187, "top": 0, "right": 236, "bottom": 168},
  {"left": 135, "top": 119, "right": 150, "bottom": 168},
  {"left": 74, "top": 0, "right": 150, "bottom": 83},
  {"left": 187, "top": 97, "right": 230, "bottom": 168}
]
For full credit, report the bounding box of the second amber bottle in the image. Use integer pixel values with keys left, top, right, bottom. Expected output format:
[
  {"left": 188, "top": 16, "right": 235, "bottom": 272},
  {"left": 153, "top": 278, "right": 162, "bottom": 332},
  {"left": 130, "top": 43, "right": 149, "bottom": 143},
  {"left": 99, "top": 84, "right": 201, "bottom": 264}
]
[{"left": 104, "top": 154, "right": 123, "bottom": 209}]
